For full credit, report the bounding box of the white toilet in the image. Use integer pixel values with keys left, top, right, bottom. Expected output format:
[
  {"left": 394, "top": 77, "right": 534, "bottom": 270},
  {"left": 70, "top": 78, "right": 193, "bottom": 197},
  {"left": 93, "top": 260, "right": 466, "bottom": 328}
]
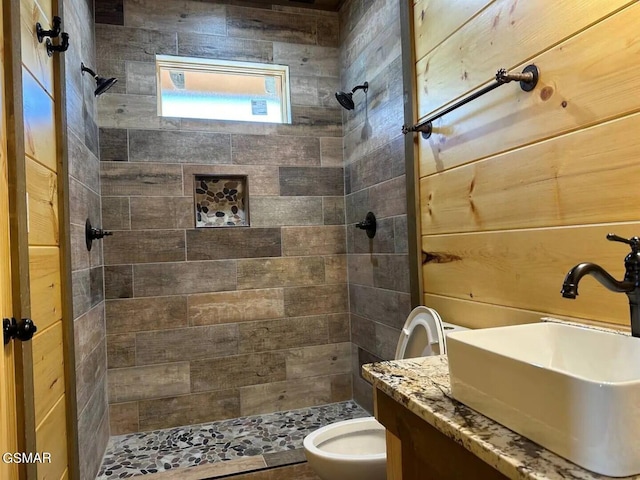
[{"left": 303, "top": 306, "right": 466, "bottom": 480}]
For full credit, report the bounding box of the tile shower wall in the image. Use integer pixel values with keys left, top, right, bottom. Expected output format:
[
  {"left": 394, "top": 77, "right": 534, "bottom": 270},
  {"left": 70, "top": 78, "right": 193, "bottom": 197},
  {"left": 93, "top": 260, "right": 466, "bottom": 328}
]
[
  {"left": 339, "top": 0, "right": 410, "bottom": 412},
  {"left": 64, "top": 0, "right": 109, "bottom": 478},
  {"left": 95, "top": 0, "right": 350, "bottom": 434}
]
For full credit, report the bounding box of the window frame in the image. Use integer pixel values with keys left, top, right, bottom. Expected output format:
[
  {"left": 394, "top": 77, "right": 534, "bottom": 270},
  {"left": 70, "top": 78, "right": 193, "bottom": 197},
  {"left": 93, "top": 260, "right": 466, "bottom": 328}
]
[{"left": 155, "top": 54, "right": 292, "bottom": 124}]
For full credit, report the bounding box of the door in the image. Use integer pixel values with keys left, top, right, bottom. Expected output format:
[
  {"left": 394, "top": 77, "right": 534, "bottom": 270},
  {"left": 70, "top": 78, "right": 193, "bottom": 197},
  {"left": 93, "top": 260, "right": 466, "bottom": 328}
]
[{"left": 0, "top": 0, "right": 20, "bottom": 477}]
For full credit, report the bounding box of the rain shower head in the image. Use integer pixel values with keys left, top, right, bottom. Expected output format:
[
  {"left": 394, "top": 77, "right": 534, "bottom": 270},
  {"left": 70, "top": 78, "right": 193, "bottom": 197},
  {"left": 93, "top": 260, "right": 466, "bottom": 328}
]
[
  {"left": 81, "top": 63, "right": 118, "bottom": 97},
  {"left": 335, "top": 82, "right": 368, "bottom": 110}
]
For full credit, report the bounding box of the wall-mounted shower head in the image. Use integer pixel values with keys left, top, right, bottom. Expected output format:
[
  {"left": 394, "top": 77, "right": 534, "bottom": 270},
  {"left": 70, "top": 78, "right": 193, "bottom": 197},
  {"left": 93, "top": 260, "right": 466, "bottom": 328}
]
[
  {"left": 335, "top": 91, "right": 354, "bottom": 110},
  {"left": 81, "top": 62, "right": 118, "bottom": 97},
  {"left": 335, "top": 82, "right": 368, "bottom": 110}
]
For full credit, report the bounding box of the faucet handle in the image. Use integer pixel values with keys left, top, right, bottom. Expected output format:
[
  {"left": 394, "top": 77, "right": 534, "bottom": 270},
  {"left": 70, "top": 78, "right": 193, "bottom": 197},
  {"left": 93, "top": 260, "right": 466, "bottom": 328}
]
[{"left": 607, "top": 233, "right": 640, "bottom": 252}]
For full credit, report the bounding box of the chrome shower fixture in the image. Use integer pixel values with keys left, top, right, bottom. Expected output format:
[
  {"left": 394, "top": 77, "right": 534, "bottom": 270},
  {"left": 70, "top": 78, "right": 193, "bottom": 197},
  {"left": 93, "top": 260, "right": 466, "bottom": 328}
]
[
  {"left": 335, "top": 82, "right": 368, "bottom": 110},
  {"left": 81, "top": 63, "right": 118, "bottom": 97}
]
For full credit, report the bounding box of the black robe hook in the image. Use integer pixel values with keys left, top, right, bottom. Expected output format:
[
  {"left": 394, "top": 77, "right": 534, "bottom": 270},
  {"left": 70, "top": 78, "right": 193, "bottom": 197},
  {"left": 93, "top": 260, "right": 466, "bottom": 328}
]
[
  {"left": 46, "top": 32, "right": 70, "bottom": 56},
  {"left": 36, "top": 16, "right": 61, "bottom": 43}
]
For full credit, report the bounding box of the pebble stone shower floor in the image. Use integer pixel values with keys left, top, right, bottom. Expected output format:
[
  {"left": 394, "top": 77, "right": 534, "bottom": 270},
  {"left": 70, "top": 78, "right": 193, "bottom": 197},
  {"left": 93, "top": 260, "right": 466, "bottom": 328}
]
[{"left": 96, "top": 401, "right": 368, "bottom": 479}]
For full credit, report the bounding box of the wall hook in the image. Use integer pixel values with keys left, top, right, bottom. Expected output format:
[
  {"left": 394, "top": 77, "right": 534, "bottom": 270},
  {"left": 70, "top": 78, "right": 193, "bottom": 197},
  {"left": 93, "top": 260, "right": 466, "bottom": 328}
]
[
  {"left": 46, "top": 32, "right": 69, "bottom": 56},
  {"left": 36, "top": 16, "right": 61, "bottom": 43},
  {"left": 85, "top": 218, "right": 112, "bottom": 251},
  {"left": 355, "top": 212, "right": 377, "bottom": 239}
]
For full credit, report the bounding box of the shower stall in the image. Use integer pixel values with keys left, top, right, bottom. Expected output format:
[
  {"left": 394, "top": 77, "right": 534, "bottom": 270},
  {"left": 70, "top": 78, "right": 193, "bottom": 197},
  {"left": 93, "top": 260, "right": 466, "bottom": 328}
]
[{"left": 74, "top": 0, "right": 411, "bottom": 477}]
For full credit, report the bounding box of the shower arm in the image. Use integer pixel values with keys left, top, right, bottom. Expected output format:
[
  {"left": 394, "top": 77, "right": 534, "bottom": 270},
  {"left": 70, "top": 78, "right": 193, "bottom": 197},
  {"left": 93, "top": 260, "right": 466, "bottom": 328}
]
[
  {"left": 402, "top": 65, "right": 539, "bottom": 139},
  {"left": 81, "top": 63, "right": 98, "bottom": 79},
  {"left": 351, "top": 82, "right": 368, "bottom": 94}
]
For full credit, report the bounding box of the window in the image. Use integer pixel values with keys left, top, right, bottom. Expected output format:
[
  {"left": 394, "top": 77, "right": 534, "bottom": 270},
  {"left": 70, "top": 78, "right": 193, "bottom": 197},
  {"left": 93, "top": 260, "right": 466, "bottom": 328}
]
[{"left": 156, "top": 55, "right": 291, "bottom": 123}]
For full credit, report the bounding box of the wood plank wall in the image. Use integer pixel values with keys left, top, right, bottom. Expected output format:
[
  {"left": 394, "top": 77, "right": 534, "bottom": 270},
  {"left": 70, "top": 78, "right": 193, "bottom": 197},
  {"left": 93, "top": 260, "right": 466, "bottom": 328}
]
[
  {"left": 21, "top": 0, "right": 69, "bottom": 477},
  {"left": 414, "top": 0, "right": 640, "bottom": 330}
]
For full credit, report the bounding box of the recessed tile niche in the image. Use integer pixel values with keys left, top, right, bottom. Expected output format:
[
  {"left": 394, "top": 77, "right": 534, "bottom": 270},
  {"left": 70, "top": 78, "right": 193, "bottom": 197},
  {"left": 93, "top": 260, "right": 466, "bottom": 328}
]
[{"left": 194, "top": 175, "right": 249, "bottom": 227}]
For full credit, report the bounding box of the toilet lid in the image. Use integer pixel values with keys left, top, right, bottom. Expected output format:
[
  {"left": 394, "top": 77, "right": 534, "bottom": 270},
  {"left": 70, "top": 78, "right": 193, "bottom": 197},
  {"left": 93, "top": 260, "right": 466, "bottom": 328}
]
[{"left": 395, "top": 306, "right": 446, "bottom": 359}]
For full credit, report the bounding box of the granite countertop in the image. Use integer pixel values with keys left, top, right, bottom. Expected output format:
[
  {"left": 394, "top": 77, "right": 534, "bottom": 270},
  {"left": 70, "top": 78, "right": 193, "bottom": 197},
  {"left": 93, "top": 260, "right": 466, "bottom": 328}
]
[{"left": 362, "top": 355, "right": 640, "bottom": 480}]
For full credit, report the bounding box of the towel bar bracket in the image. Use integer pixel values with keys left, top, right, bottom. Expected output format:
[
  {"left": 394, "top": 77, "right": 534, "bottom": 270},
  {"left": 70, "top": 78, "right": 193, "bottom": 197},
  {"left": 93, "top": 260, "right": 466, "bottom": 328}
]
[{"left": 500, "top": 64, "right": 539, "bottom": 92}]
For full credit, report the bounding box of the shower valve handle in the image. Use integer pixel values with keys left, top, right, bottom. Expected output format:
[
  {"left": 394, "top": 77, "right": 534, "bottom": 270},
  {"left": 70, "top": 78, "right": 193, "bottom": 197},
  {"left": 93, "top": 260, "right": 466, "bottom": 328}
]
[
  {"left": 85, "top": 219, "right": 112, "bottom": 251},
  {"left": 355, "top": 212, "right": 377, "bottom": 239}
]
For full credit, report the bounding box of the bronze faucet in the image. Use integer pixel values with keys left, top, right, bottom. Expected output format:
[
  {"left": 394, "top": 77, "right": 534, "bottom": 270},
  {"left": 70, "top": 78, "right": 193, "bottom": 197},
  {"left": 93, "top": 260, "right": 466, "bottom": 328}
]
[{"left": 561, "top": 234, "right": 640, "bottom": 337}]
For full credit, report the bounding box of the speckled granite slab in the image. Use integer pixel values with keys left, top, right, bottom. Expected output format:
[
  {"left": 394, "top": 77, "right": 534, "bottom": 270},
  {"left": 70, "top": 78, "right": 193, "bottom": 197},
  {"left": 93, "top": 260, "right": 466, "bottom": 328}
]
[{"left": 363, "top": 356, "right": 640, "bottom": 480}]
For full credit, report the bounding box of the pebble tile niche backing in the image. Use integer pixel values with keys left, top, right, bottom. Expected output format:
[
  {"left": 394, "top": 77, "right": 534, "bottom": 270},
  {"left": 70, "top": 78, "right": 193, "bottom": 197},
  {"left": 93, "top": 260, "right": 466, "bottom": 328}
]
[{"left": 195, "top": 175, "right": 248, "bottom": 227}]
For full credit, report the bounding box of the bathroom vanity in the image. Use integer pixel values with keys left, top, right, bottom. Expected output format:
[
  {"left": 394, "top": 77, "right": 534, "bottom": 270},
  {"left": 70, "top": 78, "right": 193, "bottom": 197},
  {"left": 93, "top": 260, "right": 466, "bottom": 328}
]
[{"left": 363, "top": 356, "right": 640, "bottom": 480}]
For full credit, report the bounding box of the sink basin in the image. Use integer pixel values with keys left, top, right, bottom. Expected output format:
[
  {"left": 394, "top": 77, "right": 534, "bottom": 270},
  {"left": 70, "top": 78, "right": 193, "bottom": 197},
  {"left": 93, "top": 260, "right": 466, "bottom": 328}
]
[{"left": 447, "top": 322, "right": 640, "bottom": 477}]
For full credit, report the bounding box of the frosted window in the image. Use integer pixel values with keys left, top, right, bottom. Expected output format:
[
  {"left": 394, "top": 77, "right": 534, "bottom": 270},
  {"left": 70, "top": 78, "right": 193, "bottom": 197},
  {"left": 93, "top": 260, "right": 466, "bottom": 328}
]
[{"left": 157, "top": 56, "right": 291, "bottom": 124}]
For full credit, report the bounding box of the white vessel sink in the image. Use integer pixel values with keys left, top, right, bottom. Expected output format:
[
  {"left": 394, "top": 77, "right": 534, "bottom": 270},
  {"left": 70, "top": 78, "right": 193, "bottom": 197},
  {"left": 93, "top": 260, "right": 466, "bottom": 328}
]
[{"left": 446, "top": 322, "right": 640, "bottom": 477}]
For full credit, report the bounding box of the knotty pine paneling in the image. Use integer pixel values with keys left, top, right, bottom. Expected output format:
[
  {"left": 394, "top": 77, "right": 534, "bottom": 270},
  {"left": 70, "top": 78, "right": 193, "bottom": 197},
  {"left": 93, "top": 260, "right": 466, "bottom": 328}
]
[
  {"left": 22, "top": 67, "right": 56, "bottom": 171},
  {"left": 20, "top": 0, "right": 54, "bottom": 95},
  {"left": 28, "top": 0, "right": 51, "bottom": 25},
  {"left": 419, "top": 2, "right": 640, "bottom": 176},
  {"left": 35, "top": 395, "right": 67, "bottom": 480},
  {"left": 424, "top": 294, "right": 550, "bottom": 329},
  {"left": 415, "top": 0, "right": 633, "bottom": 120},
  {"left": 420, "top": 113, "right": 640, "bottom": 234},
  {"left": 412, "top": 0, "right": 492, "bottom": 63},
  {"left": 32, "top": 322, "right": 65, "bottom": 426},
  {"left": 422, "top": 224, "right": 640, "bottom": 326},
  {"left": 422, "top": 293, "right": 624, "bottom": 331},
  {"left": 28, "top": 246, "right": 62, "bottom": 332},
  {"left": 26, "top": 157, "right": 59, "bottom": 245},
  {"left": 415, "top": 0, "right": 640, "bottom": 328}
]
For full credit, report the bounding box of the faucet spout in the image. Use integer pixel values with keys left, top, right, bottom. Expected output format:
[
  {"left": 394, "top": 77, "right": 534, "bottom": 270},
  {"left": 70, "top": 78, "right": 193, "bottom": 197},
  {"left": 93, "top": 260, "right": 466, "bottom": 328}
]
[
  {"left": 561, "top": 262, "right": 634, "bottom": 299},
  {"left": 561, "top": 234, "right": 640, "bottom": 337}
]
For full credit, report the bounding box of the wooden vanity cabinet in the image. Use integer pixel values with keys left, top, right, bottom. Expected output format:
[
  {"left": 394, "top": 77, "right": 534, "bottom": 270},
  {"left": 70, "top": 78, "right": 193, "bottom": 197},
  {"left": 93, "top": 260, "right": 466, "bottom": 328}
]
[{"left": 374, "top": 388, "right": 508, "bottom": 480}]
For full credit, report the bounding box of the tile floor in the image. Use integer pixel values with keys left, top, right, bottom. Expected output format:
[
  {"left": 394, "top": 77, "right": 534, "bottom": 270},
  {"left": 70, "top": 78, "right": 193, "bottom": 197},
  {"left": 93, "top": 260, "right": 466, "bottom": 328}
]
[{"left": 97, "top": 401, "right": 368, "bottom": 479}]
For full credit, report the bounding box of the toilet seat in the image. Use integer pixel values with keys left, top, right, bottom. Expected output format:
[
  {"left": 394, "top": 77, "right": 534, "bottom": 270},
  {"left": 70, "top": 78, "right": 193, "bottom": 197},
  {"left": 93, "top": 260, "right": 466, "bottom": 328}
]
[
  {"left": 395, "top": 306, "right": 446, "bottom": 359},
  {"left": 303, "top": 417, "right": 386, "bottom": 460},
  {"left": 303, "top": 417, "right": 387, "bottom": 480}
]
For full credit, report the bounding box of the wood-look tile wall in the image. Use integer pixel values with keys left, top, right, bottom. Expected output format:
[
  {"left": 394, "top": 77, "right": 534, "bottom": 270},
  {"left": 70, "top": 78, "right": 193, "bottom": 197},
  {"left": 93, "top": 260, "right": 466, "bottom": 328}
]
[
  {"left": 95, "top": 0, "right": 349, "bottom": 434},
  {"left": 339, "top": 0, "right": 410, "bottom": 412},
  {"left": 64, "top": 0, "right": 109, "bottom": 478}
]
